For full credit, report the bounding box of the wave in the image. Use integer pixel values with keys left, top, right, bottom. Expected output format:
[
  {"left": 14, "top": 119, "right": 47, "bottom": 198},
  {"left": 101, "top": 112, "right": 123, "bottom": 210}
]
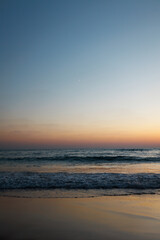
[
  {"left": 1, "top": 155, "right": 160, "bottom": 163},
  {"left": 1, "top": 149, "right": 160, "bottom": 163},
  {"left": 0, "top": 172, "right": 160, "bottom": 190}
]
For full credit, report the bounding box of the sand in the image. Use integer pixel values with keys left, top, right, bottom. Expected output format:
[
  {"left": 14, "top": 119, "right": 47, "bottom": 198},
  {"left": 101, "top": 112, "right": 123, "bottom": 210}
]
[{"left": 0, "top": 195, "right": 160, "bottom": 240}]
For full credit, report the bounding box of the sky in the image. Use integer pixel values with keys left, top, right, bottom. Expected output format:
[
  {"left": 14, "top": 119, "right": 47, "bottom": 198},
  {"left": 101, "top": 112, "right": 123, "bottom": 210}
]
[{"left": 0, "top": 0, "right": 160, "bottom": 149}]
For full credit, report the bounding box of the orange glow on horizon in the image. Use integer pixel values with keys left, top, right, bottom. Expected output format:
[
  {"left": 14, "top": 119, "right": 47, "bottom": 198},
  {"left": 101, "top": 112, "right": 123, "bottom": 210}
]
[{"left": 0, "top": 123, "right": 160, "bottom": 148}]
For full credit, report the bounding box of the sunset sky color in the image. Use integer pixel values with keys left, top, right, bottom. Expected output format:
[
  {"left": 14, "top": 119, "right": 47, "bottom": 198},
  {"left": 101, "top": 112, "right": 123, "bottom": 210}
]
[{"left": 1, "top": 0, "right": 160, "bottom": 149}]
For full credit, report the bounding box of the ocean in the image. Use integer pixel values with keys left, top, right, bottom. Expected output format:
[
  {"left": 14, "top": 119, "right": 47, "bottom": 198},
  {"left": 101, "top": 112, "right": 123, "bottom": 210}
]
[{"left": 0, "top": 148, "right": 160, "bottom": 198}]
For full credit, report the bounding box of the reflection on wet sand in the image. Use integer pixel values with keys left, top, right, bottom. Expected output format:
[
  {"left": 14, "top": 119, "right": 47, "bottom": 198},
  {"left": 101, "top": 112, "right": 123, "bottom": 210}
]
[{"left": 0, "top": 195, "right": 160, "bottom": 240}]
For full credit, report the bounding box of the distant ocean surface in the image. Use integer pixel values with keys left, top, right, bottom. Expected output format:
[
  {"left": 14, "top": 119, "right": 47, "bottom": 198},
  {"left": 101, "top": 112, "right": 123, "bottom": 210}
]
[{"left": 0, "top": 148, "right": 160, "bottom": 198}]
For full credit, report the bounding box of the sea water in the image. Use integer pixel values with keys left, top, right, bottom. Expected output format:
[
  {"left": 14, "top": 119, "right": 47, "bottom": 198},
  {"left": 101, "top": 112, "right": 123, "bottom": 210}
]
[{"left": 0, "top": 148, "right": 160, "bottom": 198}]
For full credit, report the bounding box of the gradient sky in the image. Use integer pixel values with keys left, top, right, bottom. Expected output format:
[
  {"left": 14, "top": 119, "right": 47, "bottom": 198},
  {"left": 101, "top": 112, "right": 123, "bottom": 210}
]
[{"left": 1, "top": 0, "right": 160, "bottom": 149}]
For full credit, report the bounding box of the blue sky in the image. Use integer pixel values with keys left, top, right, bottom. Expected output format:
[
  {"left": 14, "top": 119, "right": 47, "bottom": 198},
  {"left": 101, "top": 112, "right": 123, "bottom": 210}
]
[{"left": 1, "top": 0, "right": 160, "bottom": 148}]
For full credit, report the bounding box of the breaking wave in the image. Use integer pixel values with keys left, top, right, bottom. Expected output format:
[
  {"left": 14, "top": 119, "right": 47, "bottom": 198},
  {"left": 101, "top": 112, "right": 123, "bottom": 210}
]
[{"left": 0, "top": 172, "right": 160, "bottom": 190}]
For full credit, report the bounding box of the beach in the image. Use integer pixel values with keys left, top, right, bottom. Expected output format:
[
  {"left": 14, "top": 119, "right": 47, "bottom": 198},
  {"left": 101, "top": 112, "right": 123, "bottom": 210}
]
[
  {"left": 1, "top": 0, "right": 160, "bottom": 239},
  {"left": 0, "top": 195, "right": 160, "bottom": 240},
  {"left": 0, "top": 149, "right": 160, "bottom": 239}
]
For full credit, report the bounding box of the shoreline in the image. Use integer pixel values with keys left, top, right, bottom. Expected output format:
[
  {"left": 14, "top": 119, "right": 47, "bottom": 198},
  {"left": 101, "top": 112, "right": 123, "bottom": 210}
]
[{"left": 0, "top": 187, "right": 160, "bottom": 199}]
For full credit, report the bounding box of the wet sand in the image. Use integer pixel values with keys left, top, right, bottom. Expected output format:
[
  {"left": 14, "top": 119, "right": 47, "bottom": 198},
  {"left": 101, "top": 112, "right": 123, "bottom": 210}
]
[{"left": 0, "top": 195, "right": 160, "bottom": 240}]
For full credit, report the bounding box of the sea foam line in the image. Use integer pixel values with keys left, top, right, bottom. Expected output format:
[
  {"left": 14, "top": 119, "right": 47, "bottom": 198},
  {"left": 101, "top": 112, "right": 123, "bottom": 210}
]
[{"left": 0, "top": 172, "right": 160, "bottom": 190}]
